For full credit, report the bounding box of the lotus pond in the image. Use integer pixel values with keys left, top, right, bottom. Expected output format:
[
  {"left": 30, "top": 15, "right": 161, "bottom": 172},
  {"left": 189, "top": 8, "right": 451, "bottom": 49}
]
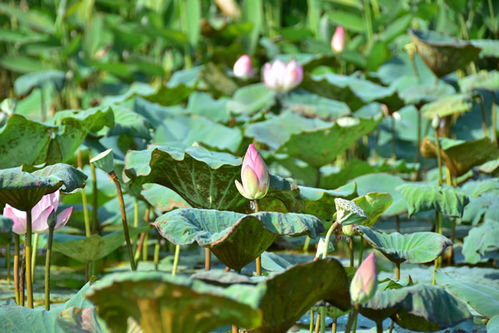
[{"left": 0, "top": 1, "right": 498, "bottom": 332}]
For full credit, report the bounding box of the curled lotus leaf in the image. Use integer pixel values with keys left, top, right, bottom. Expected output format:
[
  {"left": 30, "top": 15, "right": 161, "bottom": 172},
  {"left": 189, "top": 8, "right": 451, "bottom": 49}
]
[
  {"left": 410, "top": 29, "right": 480, "bottom": 78},
  {"left": 153, "top": 208, "right": 324, "bottom": 271},
  {"left": 362, "top": 284, "right": 471, "bottom": 331},
  {"left": 85, "top": 271, "right": 263, "bottom": 333},
  {"left": 358, "top": 226, "right": 452, "bottom": 264},
  {"left": 334, "top": 198, "right": 367, "bottom": 225}
]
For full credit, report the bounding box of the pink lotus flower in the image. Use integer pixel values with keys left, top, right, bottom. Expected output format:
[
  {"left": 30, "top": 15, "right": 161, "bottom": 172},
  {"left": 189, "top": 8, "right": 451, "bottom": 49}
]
[
  {"left": 235, "top": 144, "right": 270, "bottom": 200},
  {"left": 3, "top": 190, "right": 73, "bottom": 235},
  {"left": 233, "top": 54, "right": 254, "bottom": 79},
  {"left": 263, "top": 59, "right": 303, "bottom": 92},
  {"left": 331, "top": 26, "right": 345, "bottom": 53},
  {"left": 350, "top": 252, "right": 378, "bottom": 305}
]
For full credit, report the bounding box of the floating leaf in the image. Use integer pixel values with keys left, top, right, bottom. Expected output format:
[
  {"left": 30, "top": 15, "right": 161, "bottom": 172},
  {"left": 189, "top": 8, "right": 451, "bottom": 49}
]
[
  {"left": 281, "top": 91, "right": 350, "bottom": 121},
  {"left": 86, "top": 271, "right": 263, "bottom": 333},
  {"left": 397, "top": 183, "right": 468, "bottom": 217},
  {"left": 359, "top": 226, "right": 452, "bottom": 264},
  {"left": 153, "top": 208, "right": 323, "bottom": 271},
  {"left": 410, "top": 29, "right": 480, "bottom": 77},
  {"left": 362, "top": 284, "right": 471, "bottom": 331},
  {"left": 278, "top": 115, "right": 382, "bottom": 167},
  {"left": 421, "top": 93, "right": 473, "bottom": 119},
  {"left": 437, "top": 272, "right": 499, "bottom": 318}
]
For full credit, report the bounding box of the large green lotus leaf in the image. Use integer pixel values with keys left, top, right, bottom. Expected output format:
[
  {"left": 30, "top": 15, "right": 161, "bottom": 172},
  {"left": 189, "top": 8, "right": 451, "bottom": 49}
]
[
  {"left": 14, "top": 70, "right": 65, "bottom": 95},
  {"left": 245, "top": 111, "right": 331, "bottom": 150},
  {"left": 106, "top": 105, "right": 152, "bottom": 140},
  {"left": 281, "top": 91, "right": 350, "bottom": 121},
  {"left": 302, "top": 73, "right": 402, "bottom": 110},
  {"left": 124, "top": 145, "right": 301, "bottom": 213},
  {"left": 410, "top": 30, "right": 481, "bottom": 77},
  {"left": 154, "top": 115, "right": 242, "bottom": 153},
  {"left": 187, "top": 92, "right": 230, "bottom": 123},
  {"left": 143, "top": 83, "right": 193, "bottom": 106},
  {"left": 396, "top": 183, "right": 469, "bottom": 217},
  {"left": 258, "top": 175, "right": 304, "bottom": 213},
  {"left": 437, "top": 272, "right": 499, "bottom": 318},
  {"left": 192, "top": 258, "right": 351, "bottom": 333},
  {"left": 227, "top": 83, "right": 275, "bottom": 115},
  {"left": 53, "top": 227, "right": 146, "bottom": 263},
  {"left": 85, "top": 271, "right": 263, "bottom": 333},
  {"left": 398, "top": 81, "right": 455, "bottom": 105},
  {"left": 462, "top": 220, "right": 499, "bottom": 264},
  {"left": 488, "top": 316, "right": 499, "bottom": 333},
  {"left": 276, "top": 54, "right": 339, "bottom": 71},
  {"left": 257, "top": 258, "right": 350, "bottom": 333},
  {"left": 359, "top": 226, "right": 452, "bottom": 264},
  {"left": 298, "top": 183, "right": 357, "bottom": 220},
  {"left": 46, "top": 106, "right": 115, "bottom": 163},
  {"left": 0, "top": 114, "right": 53, "bottom": 168},
  {"left": 421, "top": 93, "right": 473, "bottom": 119},
  {"left": 421, "top": 137, "right": 499, "bottom": 177},
  {"left": 463, "top": 193, "right": 499, "bottom": 225},
  {"left": 350, "top": 173, "right": 407, "bottom": 216},
  {"left": 153, "top": 209, "right": 324, "bottom": 271},
  {"left": 0, "top": 163, "right": 86, "bottom": 211},
  {"left": 459, "top": 71, "right": 499, "bottom": 92},
  {"left": 278, "top": 115, "right": 382, "bottom": 168},
  {"left": 363, "top": 284, "right": 471, "bottom": 331},
  {"left": 200, "top": 62, "right": 239, "bottom": 97},
  {"left": 353, "top": 192, "right": 393, "bottom": 227},
  {"left": 470, "top": 39, "right": 499, "bottom": 59}
]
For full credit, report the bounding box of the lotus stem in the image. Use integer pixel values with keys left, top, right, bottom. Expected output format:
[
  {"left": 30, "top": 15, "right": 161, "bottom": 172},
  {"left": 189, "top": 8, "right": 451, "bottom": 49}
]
[
  {"left": 253, "top": 199, "right": 262, "bottom": 276},
  {"left": 31, "top": 232, "right": 39, "bottom": 280},
  {"left": 345, "top": 305, "right": 359, "bottom": 333},
  {"left": 479, "top": 95, "right": 489, "bottom": 138},
  {"left": 391, "top": 115, "right": 397, "bottom": 159},
  {"left": 389, "top": 319, "right": 395, "bottom": 332},
  {"left": 143, "top": 233, "right": 149, "bottom": 262},
  {"left": 154, "top": 237, "right": 161, "bottom": 271},
  {"left": 90, "top": 162, "right": 98, "bottom": 234},
  {"left": 358, "top": 239, "right": 365, "bottom": 267},
  {"left": 433, "top": 129, "right": 443, "bottom": 186},
  {"left": 171, "top": 244, "right": 181, "bottom": 276},
  {"left": 376, "top": 321, "right": 383, "bottom": 333},
  {"left": 349, "top": 237, "right": 354, "bottom": 267},
  {"left": 110, "top": 171, "right": 136, "bottom": 271},
  {"left": 25, "top": 209, "right": 33, "bottom": 308},
  {"left": 314, "top": 313, "right": 320, "bottom": 333},
  {"left": 6, "top": 235, "right": 11, "bottom": 283},
  {"left": 415, "top": 107, "right": 422, "bottom": 180},
  {"left": 395, "top": 215, "right": 401, "bottom": 232},
  {"left": 432, "top": 210, "right": 442, "bottom": 285},
  {"left": 231, "top": 325, "right": 238, "bottom": 333},
  {"left": 323, "top": 221, "right": 341, "bottom": 259},
  {"left": 13, "top": 233, "right": 20, "bottom": 305},
  {"left": 20, "top": 252, "right": 25, "bottom": 306},
  {"left": 492, "top": 100, "right": 497, "bottom": 146},
  {"left": 134, "top": 232, "right": 147, "bottom": 263},
  {"left": 320, "top": 307, "right": 326, "bottom": 333},
  {"left": 77, "top": 151, "right": 91, "bottom": 237},
  {"left": 395, "top": 262, "right": 400, "bottom": 281},
  {"left": 40, "top": 85, "right": 47, "bottom": 122},
  {"left": 303, "top": 236, "right": 311, "bottom": 252},
  {"left": 44, "top": 224, "right": 54, "bottom": 310},
  {"left": 204, "top": 248, "right": 211, "bottom": 271},
  {"left": 362, "top": 0, "right": 373, "bottom": 49},
  {"left": 332, "top": 319, "right": 337, "bottom": 333}
]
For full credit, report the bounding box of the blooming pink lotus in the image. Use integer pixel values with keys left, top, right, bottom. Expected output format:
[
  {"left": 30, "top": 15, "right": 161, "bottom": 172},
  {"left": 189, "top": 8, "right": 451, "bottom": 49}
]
[
  {"left": 3, "top": 190, "right": 73, "bottom": 235},
  {"left": 350, "top": 252, "right": 378, "bottom": 305},
  {"left": 233, "top": 54, "right": 254, "bottom": 79},
  {"left": 263, "top": 59, "right": 303, "bottom": 92},
  {"left": 235, "top": 144, "right": 270, "bottom": 200},
  {"left": 331, "top": 26, "right": 345, "bottom": 53}
]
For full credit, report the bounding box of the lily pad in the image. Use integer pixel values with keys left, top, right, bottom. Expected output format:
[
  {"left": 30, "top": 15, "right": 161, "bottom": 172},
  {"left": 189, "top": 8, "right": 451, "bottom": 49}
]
[
  {"left": 86, "top": 271, "right": 263, "bottom": 333},
  {"left": 358, "top": 226, "right": 452, "bottom": 264},
  {"left": 153, "top": 208, "right": 324, "bottom": 271},
  {"left": 410, "top": 29, "right": 481, "bottom": 77},
  {"left": 421, "top": 137, "right": 499, "bottom": 177},
  {"left": 278, "top": 115, "right": 382, "bottom": 168},
  {"left": 362, "top": 284, "right": 471, "bottom": 331}
]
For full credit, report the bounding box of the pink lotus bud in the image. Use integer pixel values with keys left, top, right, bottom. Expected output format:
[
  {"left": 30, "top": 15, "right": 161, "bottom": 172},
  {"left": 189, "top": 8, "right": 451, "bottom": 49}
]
[
  {"left": 350, "top": 253, "right": 378, "bottom": 305},
  {"left": 233, "top": 54, "right": 254, "bottom": 79},
  {"left": 263, "top": 59, "right": 303, "bottom": 92},
  {"left": 3, "top": 190, "right": 73, "bottom": 235},
  {"left": 331, "top": 26, "right": 345, "bottom": 53},
  {"left": 235, "top": 144, "right": 270, "bottom": 200}
]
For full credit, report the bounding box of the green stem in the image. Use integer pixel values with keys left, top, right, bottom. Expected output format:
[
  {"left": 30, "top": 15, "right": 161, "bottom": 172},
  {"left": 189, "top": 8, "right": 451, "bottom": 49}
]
[
  {"left": 488, "top": 0, "right": 498, "bottom": 34},
  {"left": 44, "top": 225, "right": 54, "bottom": 310},
  {"left": 492, "top": 100, "right": 497, "bottom": 146},
  {"left": 31, "top": 232, "right": 39, "bottom": 280},
  {"left": 434, "top": 129, "right": 443, "bottom": 186},
  {"left": 349, "top": 237, "right": 354, "bottom": 267},
  {"left": 395, "top": 262, "right": 400, "bottom": 281},
  {"left": 13, "top": 233, "right": 20, "bottom": 305},
  {"left": 395, "top": 215, "right": 400, "bottom": 233},
  {"left": 133, "top": 198, "right": 139, "bottom": 228},
  {"left": 6, "top": 234, "right": 11, "bottom": 283},
  {"left": 376, "top": 321, "right": 383, "bottom": 333},
  {"left": 345, "top": 306, "right": 359, "bottom": 333},
  {"left": 303, "top": 236, "right": 311, "bottom": 252},
  {"left": 432, "top": 210, "right": 442, "bottom": 285},
  {"left": 253, "top": 199, "right": 262, "bottom": 276},
  {"left": 332, "top": 319, "right": 337, "bottom": 333},
  {"left": 40, "top": 86, "right": 47, "bottom": 122},
  {"left": 154, "top": 231, "right": 161, "bottom": 271},
  {"left": 204, "top": 248, "right": 211, "bottom": 271},
  {"left": 323, "top": 221, "right": 340, "bottom": 259},
  {"left": 110, "top": 172, "right": 136, "bottom": 271},
  {"left": 391, "top": 115, "right": 397, "bottom": 160},
  {"left": 171, "top": 244, "right": 181, "bottom": 276},
  {"left": 77, "top": 151, "right": 91, "bottom": 237},
  {"left": 309, "top": 311, "right": 314, "bottom": 333},
  {"left": 90, "top": 162, "right": 98, "bottom": 234},
  {"left": 25, "top": 209, "right": 33, "bottom": 308},
  {"left": 319, "top": 306, "right": 326, "bottom": 333},
  {"left": 362, "top": 0, "right": 373, "bottom": 49}
]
